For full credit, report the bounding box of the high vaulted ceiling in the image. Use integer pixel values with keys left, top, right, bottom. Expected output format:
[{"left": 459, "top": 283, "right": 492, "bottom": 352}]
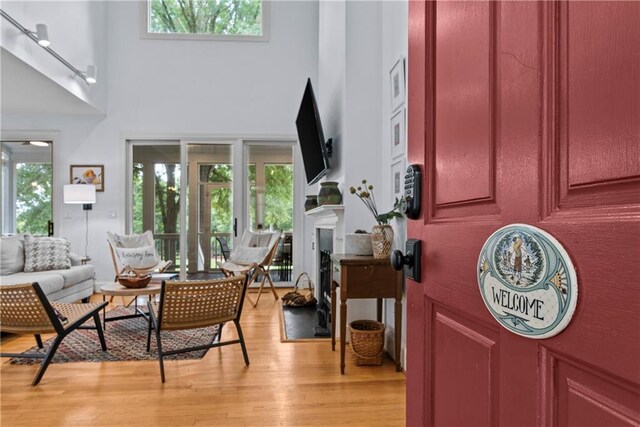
[{"left": 1, "top": 48, "right": 100, "bottom": 115}]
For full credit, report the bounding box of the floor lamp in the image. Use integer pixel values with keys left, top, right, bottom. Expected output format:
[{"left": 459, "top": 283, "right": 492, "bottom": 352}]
[{"left": 63, "top": 184, "right": 96, "bottom": 259}]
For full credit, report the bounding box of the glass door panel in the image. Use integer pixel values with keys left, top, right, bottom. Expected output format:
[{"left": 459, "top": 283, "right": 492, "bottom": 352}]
[
  {"left": 131, "top": 143, "right": 180, "bottom": 271},
  {"left": 245, "top": 144, "right": 294, "bottom": 282},
  {"left": 186, "top": 144, "right": 233, "bottom": 273}
]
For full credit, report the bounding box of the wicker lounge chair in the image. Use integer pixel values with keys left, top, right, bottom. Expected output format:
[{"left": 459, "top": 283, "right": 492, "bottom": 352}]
[
  {"left": 146, "top": 275, "right": 249, "bottom": 383},
  {"left": 0, "top": 282, "right": 108, "bottom": 385}
]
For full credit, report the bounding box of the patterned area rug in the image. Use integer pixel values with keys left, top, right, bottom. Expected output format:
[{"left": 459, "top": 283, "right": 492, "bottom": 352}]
[{"left": 10, "top": 307, "right": 219, "bottom": 365}]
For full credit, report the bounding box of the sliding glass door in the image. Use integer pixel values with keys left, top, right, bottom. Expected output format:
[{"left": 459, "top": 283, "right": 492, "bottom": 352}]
[
  {"left": 184, "top": 142, "right": 237, "bottom": 274},
  {"left": 128, "top": 139, "right": 296, "bottom": 280},
  {"left": 246, "top": 144, "right": 294, "bottom": 282},
  {"left": 130, "top": 143, "right": 181, "bottom": 271}
]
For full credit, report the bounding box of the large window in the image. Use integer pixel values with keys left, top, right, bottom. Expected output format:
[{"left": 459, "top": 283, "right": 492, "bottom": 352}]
[
  {"left": 146, "top": 0, "right": 268, "bottom": 40},
  {"left": 1, "top": 141, "right": 53, "bottom": 236}
]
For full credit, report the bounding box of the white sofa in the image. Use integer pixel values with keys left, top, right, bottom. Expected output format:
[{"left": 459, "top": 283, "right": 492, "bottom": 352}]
[{"left": 0, "top": 236, "right": 95, "bottom": 303}]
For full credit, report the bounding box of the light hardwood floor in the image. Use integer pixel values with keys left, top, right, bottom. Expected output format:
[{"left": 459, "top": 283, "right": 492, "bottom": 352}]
[{"left": 0, "top": 290, "right": 406, "bottom": 426}]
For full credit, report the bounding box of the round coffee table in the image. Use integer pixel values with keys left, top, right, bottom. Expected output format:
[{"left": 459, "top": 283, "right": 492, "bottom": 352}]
[{"left": 100, "top": 282, "right": 162, "bottom": 328}]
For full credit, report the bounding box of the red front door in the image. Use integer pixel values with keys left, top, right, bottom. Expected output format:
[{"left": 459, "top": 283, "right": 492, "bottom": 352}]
[{"left": 406, "top": 2, "right": 640, "bottom": 425}]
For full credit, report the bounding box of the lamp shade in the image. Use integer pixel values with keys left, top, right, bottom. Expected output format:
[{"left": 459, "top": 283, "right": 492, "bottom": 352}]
[{"left": 64, "top": 184, "right": 96, "bottom": 204}]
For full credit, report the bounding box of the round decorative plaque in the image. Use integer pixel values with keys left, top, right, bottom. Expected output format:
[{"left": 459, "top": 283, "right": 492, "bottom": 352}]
[{"left": 477, "top": 224, "right": 578, "bottom": 339}]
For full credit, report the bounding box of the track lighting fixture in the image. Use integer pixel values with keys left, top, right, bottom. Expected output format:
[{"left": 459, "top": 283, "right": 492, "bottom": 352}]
[{"left": 0, "top": 10, "right": 97, "bottom": 85}]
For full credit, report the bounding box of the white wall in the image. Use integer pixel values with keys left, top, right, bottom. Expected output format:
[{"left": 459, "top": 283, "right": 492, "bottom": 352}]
[
  {"left": 0, "top": 0, "right": 107, "bottom": 112},
  {"left": 381, "top": 0, "right": 409, "bottom": 369},
  {"left": 1, "top": 0, "right": 319, "bottom": 281},
  {"left": 308, "top": 0, "right": 407, "bottom": 364}
]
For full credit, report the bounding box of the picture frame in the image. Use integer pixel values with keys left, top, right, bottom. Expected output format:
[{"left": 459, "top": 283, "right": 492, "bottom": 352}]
[
  {"left": 70, "top": 164, "right": 104, "bottom": 192},
  {"left": 391, "top": 159, "right": 406, "bottom": 204},
  {"left": 389, "top": 57, "right": 406, "bottom": 112},
  {"left": 390, "top": 108, "right": 406, "bottom": 160}
]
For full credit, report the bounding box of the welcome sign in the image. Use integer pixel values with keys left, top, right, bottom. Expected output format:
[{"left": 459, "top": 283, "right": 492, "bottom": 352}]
[{"left": 477, "top": 224, "right": 578, "bottom": 339}]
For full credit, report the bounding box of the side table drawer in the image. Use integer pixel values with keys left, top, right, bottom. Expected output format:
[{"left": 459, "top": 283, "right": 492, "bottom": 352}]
[{"left": 343, "top": 264, "right": 396, "bottom": 299}]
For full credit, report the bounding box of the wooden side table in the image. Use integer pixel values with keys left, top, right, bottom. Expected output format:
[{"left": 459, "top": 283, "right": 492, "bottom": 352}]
[
  {"left": 330, "top": 254, "right": 403, "bottom": 374},
  {"left": 99, "top": 283, "right": 162, "bottom": 328}
]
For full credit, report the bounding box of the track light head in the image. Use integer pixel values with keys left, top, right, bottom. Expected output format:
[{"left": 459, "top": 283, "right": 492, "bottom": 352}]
[
  {"left": 35, "top": 23, "right": 50, "bottom": 47},
  {"left": 84, "top": 65, "right": 97, "bottom": 84}
]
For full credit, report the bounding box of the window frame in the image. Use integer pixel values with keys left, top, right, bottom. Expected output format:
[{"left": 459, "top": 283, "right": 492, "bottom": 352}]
[{"left": 141, "top": 0, "right": 270, "bottom": 42}]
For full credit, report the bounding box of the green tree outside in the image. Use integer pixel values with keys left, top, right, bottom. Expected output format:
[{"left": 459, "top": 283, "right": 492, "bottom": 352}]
[
  {"left": 149, "top": 0, "right": 263, "bottom": 35},
  {"left": 15, "top": 163, "right": 52, "bottom": 235},
  {"left": 265, "top": 164, "right": 293, "bottom": 231}
]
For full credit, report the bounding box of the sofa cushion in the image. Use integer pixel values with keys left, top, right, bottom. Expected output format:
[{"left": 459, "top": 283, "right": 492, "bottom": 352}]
[
  {"left": 52, "top": 265, "right": 95, "bottom": 289},
  {"left": 0, "top": 271, "right": 64, "bottom": 295},
  {"left": 1, "top": 235, "right": 24, "bottom": 275},
  {"left": 24, "top": 236, "right": 71, "bottom": 272}
]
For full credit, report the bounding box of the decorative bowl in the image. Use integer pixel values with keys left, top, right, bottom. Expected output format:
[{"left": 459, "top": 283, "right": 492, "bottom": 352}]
[{"left": 117, "top": 274, "right": 151, "bottom": 289}]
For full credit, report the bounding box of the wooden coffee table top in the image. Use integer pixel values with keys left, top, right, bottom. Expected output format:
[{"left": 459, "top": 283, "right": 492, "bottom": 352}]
[{"left": 100, "top": 282, "right": 162, "bottom": 297}]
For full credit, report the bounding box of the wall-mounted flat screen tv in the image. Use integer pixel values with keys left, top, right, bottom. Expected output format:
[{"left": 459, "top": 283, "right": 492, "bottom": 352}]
[{"left": 296, "top": 78, "right": 330, "bottom": 185}]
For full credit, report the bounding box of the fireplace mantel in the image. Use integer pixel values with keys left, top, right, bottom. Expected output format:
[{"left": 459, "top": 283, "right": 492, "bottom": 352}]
[
  {"left": 304, "top": 204, "right": 344, "bottom": 217},
  {"left": 305, "top": 204, "right": 345, "bottom": 253}
]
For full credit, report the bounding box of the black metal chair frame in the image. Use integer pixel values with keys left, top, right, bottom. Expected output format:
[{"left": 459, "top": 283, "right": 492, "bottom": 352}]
[
  {"left": 146, "top": 275, "right": 250, "bottom": 383},
  {"left": 0, "top": 283, "right": 108, "bottom": 386},
  {"left": 216, "top": 236, "right": 231, "bottom": 262}
]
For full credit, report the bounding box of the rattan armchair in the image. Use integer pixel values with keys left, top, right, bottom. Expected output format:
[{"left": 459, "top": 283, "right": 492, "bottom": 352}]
[
  {"left": 146, "top": 275, "right": 249, "bottom": 383},
  {"left": 0, "top": 283, "right": 108, "bottom": 386}
]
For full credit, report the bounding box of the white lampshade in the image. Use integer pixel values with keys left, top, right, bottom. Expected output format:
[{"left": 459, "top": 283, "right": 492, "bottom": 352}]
[{"left": 64, "top": 184, "right": 96, "bottom": 204}]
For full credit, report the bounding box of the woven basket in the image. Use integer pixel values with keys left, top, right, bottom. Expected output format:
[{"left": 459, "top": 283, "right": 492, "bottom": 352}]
[
  {"left": 349, "top": 320, "right": 385, "bottom": 366},
  {"left": 117, "top": 274, "right": 151, "bottom": 289}
]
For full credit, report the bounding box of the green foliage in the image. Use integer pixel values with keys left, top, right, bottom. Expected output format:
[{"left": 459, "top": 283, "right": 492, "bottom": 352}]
[
  {"left": 154, "top": 164, "right": 180, "bottom": 234},
  {"left": 15, "top": 163, "right": 51, "bottom": 235},
  {"left": 132, "top": 163, "right": 144, "bottom": 233},
  {"left": 265, "top": 164, "right": 293, "bottom": 231},
  {"left": 149, "top": 0, "right": 263, "bottom": 35},
  {"left": 248, "top": 164, "right": 256, "bottom": 228},
  {"left": 201, "top": 164, "right": 232, "bottom": 234}
]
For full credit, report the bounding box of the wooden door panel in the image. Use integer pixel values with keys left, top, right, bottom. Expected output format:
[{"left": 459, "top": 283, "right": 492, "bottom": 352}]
[
  {"left": 540, "top": 0, "right": 640, "bottom": 383},
  {"left": 408, "top": 1, "right": 639, "bottom": 425},
  {"left": 564, "top": 2, "right": 640, "bottom": 187},
  {"left": 542, "top": 349, "right": 640, "bottom": 426},
  {"left": 544, "top": 1, "right": 640, "bottom": 213},
  {"left": 431, "top": 304, "right": 499, "bottom": 427},
  {"left": 433, "top": 1, "right": 498, "bottom": 220}
]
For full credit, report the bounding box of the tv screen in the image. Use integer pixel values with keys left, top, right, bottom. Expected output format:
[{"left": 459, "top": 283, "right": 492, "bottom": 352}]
[{"left": 296, "top": 78, "right": 330, "bottom": 185}]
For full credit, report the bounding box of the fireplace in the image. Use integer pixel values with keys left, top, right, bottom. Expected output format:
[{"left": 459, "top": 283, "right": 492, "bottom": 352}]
[
  {"left": 314, "top": 229, "right": 333, "bottom": 337},
  {"left": 305, "top": 205, "right": 343, "bottom": 337}
]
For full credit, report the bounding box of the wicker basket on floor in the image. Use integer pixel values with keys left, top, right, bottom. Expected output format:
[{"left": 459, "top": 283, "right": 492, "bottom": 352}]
[{"left": 349, "top": 320, "right": 385, "bottom": 366}]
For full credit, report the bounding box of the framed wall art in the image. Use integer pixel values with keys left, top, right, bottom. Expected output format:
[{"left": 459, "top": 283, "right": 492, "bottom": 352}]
[
  {"left": 390, "top": 108, "right": 406, "bottom": 160},
  {"left": 70, "top": 164, "right": 104, "bottom": 192},
  {"left": 389, "top": 57, "right": 406, "bottom": 112}
]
